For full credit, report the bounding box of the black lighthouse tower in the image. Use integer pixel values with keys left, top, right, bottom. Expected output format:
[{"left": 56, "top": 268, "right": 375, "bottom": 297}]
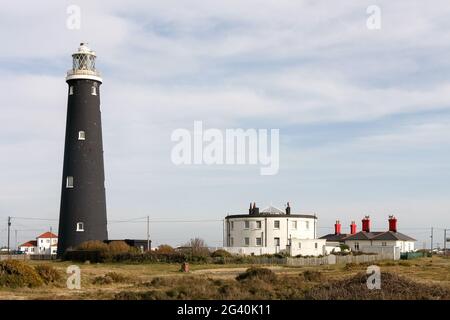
[{"left": 57, "top": 43, "right": 108, "bottom": 256}]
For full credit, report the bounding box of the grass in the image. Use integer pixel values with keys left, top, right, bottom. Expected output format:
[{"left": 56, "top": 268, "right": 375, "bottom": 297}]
[{"left": 0, "top": 256, "right": 449, "bottom": 300}]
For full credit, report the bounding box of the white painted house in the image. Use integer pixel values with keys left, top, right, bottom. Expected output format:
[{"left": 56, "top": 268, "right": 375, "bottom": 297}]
[
  {"left": 19, "top": 232, "right": 58, "bottom": 255},
  {"left": 223, "top": 203, "right": 326, "bottom": 256},
  {"left": 320, "top": 216, "right": 415, "bottom": 257}
]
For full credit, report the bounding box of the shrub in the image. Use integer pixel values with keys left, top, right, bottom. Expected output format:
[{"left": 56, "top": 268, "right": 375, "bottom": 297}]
[
  {"left": 77, "top": 240, "right": 108, "bottom": 252},
  {"left": 107, "top": 241, "right": 131, "bottom": 254},
  {"left": 63, "top": 250, "right": 105, "bottom": 263},
  {"left": 236, "top": 267, "right": 277, "bottom": 283},
  {"left": 157, "top": 245, "right": 175, "bottom": 254},
  {"left": 211, "top": 249, "right": 232, "bottom": 258},
  {"left": 301, "top": 270, "right": 323, "bottom": 282},
  {"left": 0, "top": 260, "right": 43, "bottom": 288},
  {"left": 344, "top": 263, "right": 360, "bottom": 271},
  {"left": 181, "top": 238, "right": 210, "bottom": 257},
  {"left": 34, "top": 264, "right": 62, "bottom": 284},
  {"left": 93, "top": 272, "right": 127, "bottom": 285},
  {"left": 115, "top": 290, "right": 167, "bottom": 300},
  {"left": 305, "top": 272, "right": 450, "bottom": 300}
]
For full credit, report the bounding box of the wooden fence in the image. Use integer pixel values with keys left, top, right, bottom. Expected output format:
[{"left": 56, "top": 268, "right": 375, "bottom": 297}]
[{"left": 246, "top": 253, "right": 395, "bottom": 267}]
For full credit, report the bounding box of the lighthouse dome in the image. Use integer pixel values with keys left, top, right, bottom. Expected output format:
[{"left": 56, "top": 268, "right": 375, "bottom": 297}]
[{"left": 66, "top": 42, "right": 102, "bottom": 83}]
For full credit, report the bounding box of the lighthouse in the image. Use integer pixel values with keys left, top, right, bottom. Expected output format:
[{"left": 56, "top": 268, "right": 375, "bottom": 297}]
[{"left": 57, "top": 43, "right": 108, "bottom": 256}]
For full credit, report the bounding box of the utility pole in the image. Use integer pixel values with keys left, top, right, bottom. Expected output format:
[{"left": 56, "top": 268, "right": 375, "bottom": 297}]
[
  {"left": 430, "top": 227, "right": 434, "bottom": 254},
  {"left": 14, "top": 230, "right": 17, "bottom": 252},
  {"left": 147, "top": 216, "right": 150, "bottom": 252},
  {"left": 444, "top": 229, "right": 448, "bottom": 257},
  {"left": 7, "top": 216, "right": 11, "bottom": 255}
]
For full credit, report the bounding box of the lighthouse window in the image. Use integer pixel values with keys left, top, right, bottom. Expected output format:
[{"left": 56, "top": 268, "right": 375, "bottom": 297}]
[
  {"left": 69, "top": 86, "right": 74, "bottom": 95},
  {"left": 91, "top": 86, "right": 97, "bottom": 95},
  {"left": 78, "top": 131, "right": 86, "bottom": 140},
  {"left": 66, "top": 176, "right": 74, "bottom": 188},
  {"left": 76, "top": 222, "right": 84, "bottom": 232}
]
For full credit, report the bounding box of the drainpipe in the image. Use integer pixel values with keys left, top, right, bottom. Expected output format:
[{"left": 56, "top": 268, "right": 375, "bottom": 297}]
[{"left": 265, "top": 217, "right": 267, "bottom": 247}]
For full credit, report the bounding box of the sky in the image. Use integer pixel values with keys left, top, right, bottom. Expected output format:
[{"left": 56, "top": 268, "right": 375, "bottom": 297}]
[{"left": 1, "top": 1, "right": 449, "bottom": 249}]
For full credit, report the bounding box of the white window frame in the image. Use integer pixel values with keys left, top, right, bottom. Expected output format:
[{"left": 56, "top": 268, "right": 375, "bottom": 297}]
[
  {"left": 66, "top": 176, "right": 74, "bottom": 188},
  {"left": 76, "top": 222, "right": 84, "bottom": 232},
  {"left": 244, "top": 237, "right": 250, "bottom": 246},
  {"left": 256, "top": 221, "right": 262, "bottom": 229},
  {"left": 244, "top": 221, "right": 250, "bottom": 229},
  {"left": 274, "top": 220, "right": 280, "bottom": 229},
  {"left": 78, "top": 131, "right": 86, "bottom": 140},
  {"left": 274, "top": 237, "right": 280, "bottom": 246},
  {"left": 91, "top": 86, "right": 97, "bottom": 95},
  {"left": 256, "top": 237, "right": 262, "bottom": 246},
  {"left": 69, "top": 86, "right": 74, "bottom": 95}
]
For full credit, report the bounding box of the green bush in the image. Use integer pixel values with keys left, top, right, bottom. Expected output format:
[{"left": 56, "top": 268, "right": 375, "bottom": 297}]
[
  {"left": 211, "top": 249, "right": 232, "bottom": 258},
  {"left": 34, "top": 264, "right": 62, "bottom": 284},
  {"left": 236, "top": 267, "right": 277, "bottom": 283},
  {"left": 0, "top": 260, "right": 43, "bottom": 288}
]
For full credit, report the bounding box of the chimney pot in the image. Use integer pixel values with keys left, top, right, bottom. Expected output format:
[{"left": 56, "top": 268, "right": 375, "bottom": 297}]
[
  {"left": 388, "top": 215, "right": 397, "bottom": 232},
  {"left": 334, "top": 220, "right": 341, "bottom": 235},
  {"left": 362, "top": 216, "right": 371, "bottom": 232},
  {"left": 350, "top": 221, "right": 357, "bottom": 235}
]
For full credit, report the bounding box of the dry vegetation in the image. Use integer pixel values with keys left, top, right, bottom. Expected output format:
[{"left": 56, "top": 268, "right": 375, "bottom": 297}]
[{"left": 0, "top": 256, "right": 449, "bottom": 300}]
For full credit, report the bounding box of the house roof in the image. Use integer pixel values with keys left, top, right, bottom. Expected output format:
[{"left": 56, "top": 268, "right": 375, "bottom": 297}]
[
  {"left": 344, "top": 231, "right": 416, "bottom": 241},
  {"left": 372, "top": 231, "right": 416, "bottom": 241},
  {"left": 20, "top": 240, "right": 37, "bottom": 247},
  {"left": 260, "top": 205, "right": 285, "bottom": 214},
  {"left": 319, "top": 233, "right": 351, "bottom": 241},
  {"left": 37, "top": 232, "right": 58, "bottom": 239}
]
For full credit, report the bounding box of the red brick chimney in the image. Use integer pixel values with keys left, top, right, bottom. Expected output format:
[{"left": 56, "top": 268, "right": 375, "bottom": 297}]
[
  {"left": 388, "top": 215, "right": 397, "bottom": 232},
  {"left": 334, "top": 220, "right": 341, "bottom": 235},
  {"left": 362, "top": 216, "right": 370, "bottom": 232},
  {"left": 350, "top": 221, "right": 357, "bottom": 234}
]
